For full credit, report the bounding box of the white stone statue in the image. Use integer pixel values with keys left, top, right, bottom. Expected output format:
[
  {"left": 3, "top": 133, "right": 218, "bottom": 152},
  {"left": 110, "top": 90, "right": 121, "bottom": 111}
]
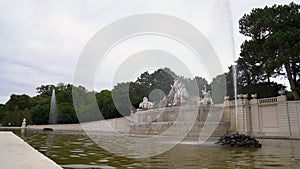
[
  {"left": 165, "top": 79, "right": 189, "bottom": 107},
  {"left": 139, "top": 97, "right": 153, "bottom": 110},
  {"left": 199, "top": 84, "right": 213, "bottom": 105},
  {"left": 21, "top": 118, "right": 26, "bottom": 128}
]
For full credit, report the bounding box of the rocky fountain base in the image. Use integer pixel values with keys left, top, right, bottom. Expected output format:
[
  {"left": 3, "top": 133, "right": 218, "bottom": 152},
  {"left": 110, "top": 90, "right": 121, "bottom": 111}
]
[
  {"left": 215, "top": 133, "right": 262, "bottom": 148},
  {"left": 43, "top": 128, "right": 54, "bottom": 131}
]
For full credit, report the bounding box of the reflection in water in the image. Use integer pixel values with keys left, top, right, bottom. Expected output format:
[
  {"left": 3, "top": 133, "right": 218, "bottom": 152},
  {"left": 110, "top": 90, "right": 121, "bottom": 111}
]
[{"left": 8, "top": 129, "right": 300, "bottom": 169}]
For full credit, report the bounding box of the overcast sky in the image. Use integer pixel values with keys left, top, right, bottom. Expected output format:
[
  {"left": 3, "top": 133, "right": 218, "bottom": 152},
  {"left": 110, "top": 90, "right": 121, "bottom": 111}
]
[{"left": 0, "top": 0, "right": 296, "bottom": 103}]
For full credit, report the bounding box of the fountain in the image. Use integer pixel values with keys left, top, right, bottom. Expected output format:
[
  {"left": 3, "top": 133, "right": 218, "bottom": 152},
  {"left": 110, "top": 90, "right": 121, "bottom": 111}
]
[
  {"left": 49, "top": 89, "right": 58, "bottom": 124},
  {"left": 131, "top": 80, "right": 229, "bottom": 138},
  {"left": 215, "top": 132, "right": 262, "bottom": 148},
  {"left": 45, "top": 89, "right": 57, "bottom": 131}
]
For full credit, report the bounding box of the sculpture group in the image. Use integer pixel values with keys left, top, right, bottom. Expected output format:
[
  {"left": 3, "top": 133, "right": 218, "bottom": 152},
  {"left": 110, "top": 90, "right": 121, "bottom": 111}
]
[
  {"left": 139, "top": 97, "right": 154, "bottom": 110},
  {"left": 138, "top": 79, "right": 213, "bottom": 111},
  {"left": 199, "top": 84, "right": 213, "bottom": 105}
]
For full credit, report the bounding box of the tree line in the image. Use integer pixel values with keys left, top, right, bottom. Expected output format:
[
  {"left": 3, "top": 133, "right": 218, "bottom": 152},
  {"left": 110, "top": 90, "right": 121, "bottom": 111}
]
[{"left": 0, "top": 66, "right": 292, "bottom": 126}]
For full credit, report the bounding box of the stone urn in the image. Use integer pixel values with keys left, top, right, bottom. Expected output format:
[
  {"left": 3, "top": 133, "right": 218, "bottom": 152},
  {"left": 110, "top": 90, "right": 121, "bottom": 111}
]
[
  {"left": 242, "top": 94, "right": 248, "bottom": 99},
  {"left": 251, "top": 94, "right": 257, "bottom": 99},
  {"left": 237, "top": 94, "right": 243, "bottom": 99},
  {"left": 278, "top": 90, "right": 285, "bottom": 95}
]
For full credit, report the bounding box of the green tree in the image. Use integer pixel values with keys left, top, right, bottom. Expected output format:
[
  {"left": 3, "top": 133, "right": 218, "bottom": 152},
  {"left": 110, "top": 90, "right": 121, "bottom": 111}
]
[
  {"left": 56, "top": 83, "right": 73, "bottom": 103},
  {"left": 31, "top": 83, "right": 79, "bottom": 124},
  {"left": 58, "top": 102, "right": 78, "bottom": 124},
  {"left": 36, "top": 85, "right": 55, "bottom": 97},
  {"left": 240, "top": 82, "right": 284, "bottom": 99},
  {"left": 6, "top": 94, "right": 32, "bottom": 111},
  {"left": 31, "top": 104, "right": 50, "bottom": 125},
  {"left": 22, "top": 108, "right": 32, "bottom": 125},
  {"left": 129, "top": 82, "right": 148, "bottom": 108},
  {"left": 210, "top": 74, "right": 227, "bottom": 103},
  {"left": 110, "top": 67, "right": 176, "bottom": 117},
  {"left": 136, "top": 68, "right": 176, "bottom": 100},
  {"left": 96, "top": 90, "right": 119, "bottom": 119},
  {"left": 72, "top": 85, "right": 101, "bottom": 123},
  {"left": 177, "top": 76, "right": 208, "bottom": 98},
  {"left": 2, "top": 94, "right": 33, "bottom": 126},
  {"left": 111, "top": 82, "right": 133, "bottom": 117},
  {"left": 30, "top": 93, "right": 51, "bottom": 124},
  {"left": 136, "top": 71, "right": 152, "bottom": 91},
  {"left": 149, "top": 68, "right": 176, "bottom": 95},
  {"left": 0, "top": 104, "right": 6, "bottom": 124},
  {"left": 239, "top": 2, "right": 300, "bottom": 99}
]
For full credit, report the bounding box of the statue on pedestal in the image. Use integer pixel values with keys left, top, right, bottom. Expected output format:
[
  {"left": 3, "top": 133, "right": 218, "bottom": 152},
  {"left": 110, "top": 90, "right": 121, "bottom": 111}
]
[
  {"left": 165, "top": 80, "right": 188, "bottom": 107},
  {"left": 138, "top": 97, "right": 153, "bottom": 110},
  {"left": 21, "top": 118, "right": 26, "bottom": 128},
  {"left": 199, "top": 84, "right": 213, "bottom": 105}
]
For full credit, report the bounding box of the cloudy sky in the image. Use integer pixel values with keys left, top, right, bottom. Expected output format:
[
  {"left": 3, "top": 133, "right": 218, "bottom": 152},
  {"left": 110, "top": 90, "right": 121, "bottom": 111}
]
[{"left": 0, "top": 0, "right": 295, "bottom": 103}]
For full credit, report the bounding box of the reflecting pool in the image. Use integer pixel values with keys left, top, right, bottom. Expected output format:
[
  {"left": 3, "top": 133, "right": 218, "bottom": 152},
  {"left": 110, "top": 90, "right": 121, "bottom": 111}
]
[{"left": 6, "top": 129, "right": 300, "bottom": 168}]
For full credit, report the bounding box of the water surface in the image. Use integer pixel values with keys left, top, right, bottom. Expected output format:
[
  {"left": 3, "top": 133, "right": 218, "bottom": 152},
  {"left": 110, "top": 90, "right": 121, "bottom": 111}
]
[{"left": 6, "top": 129, "right": 300, "bottom": 169}]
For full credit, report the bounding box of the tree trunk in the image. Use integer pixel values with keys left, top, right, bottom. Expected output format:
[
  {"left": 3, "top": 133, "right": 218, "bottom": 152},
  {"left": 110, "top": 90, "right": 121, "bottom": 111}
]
[
  {"left": 292, "top": 61, "right": 297, "bottom": 82},
  {"left": 285, "top": 63, "right": 300, "bottom": 100}
]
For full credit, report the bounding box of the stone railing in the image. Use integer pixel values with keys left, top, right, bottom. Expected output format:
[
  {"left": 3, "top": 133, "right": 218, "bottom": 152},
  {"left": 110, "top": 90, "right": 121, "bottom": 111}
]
[
  {"left": 227, "top": 96, "right": 278, "bottom": 106},
  {"left": 258, "top": 97, "right": 277, "bottom": 104}
]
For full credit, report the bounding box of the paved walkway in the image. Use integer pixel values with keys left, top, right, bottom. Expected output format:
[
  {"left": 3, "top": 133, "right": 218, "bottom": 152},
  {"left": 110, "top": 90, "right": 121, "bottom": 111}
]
[{"left": 0, "top": 131, "right": 62, "bottom": 169}]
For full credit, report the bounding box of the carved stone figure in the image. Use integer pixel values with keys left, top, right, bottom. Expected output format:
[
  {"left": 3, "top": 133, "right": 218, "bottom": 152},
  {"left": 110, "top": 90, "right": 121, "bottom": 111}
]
[
  {"left": 139, "top": 97, "right": 154, "bottom": 110},
  {"left": 164, "top": 80, "right": 189, "bottom": 107},
  {"left": 21, "top": 118, "right": 26, "bottom": 128},
  {"left": 199, "top": 84, "right": 213, "bottom": 105},
  {"left": 140, "top": 80, "right": 213, "bottom": 109}
]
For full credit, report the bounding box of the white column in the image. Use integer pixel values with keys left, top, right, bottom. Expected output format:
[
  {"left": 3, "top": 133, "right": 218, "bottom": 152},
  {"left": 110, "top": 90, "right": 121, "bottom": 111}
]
[
  {"left": 237, "top": 96, "right": 245, "bottom": 133},
  {"left": 277, "top": 95, "right": 290, "bottom": 136},
  {"left": 249, "top": 98, "right": 259, "bottom": 135},
  {"left": 287, "top": 102, "right": 300, "bottom": 136}
]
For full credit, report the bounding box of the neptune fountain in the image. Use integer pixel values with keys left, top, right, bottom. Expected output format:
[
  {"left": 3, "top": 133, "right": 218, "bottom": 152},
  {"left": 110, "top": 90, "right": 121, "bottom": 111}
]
[{"left": 131, "top": 80, "right": 227, "bottom": 137}]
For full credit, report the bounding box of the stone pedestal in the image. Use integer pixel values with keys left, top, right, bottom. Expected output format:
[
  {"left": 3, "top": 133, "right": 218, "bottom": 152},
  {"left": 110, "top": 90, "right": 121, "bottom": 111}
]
[{"left": 21, "top": 118, "right": 26, "bottom": 129}]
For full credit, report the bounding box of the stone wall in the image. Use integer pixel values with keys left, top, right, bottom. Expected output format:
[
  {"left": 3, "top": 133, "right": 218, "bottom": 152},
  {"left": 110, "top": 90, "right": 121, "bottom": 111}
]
[{"left": 226, "top": 95, "right": 300, "bottom": 138}]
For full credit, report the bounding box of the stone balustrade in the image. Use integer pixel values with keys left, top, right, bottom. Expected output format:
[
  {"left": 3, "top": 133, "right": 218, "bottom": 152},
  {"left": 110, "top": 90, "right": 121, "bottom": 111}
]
[{"left": 225, "top": 94, "right": 300, "bottom": 138}]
